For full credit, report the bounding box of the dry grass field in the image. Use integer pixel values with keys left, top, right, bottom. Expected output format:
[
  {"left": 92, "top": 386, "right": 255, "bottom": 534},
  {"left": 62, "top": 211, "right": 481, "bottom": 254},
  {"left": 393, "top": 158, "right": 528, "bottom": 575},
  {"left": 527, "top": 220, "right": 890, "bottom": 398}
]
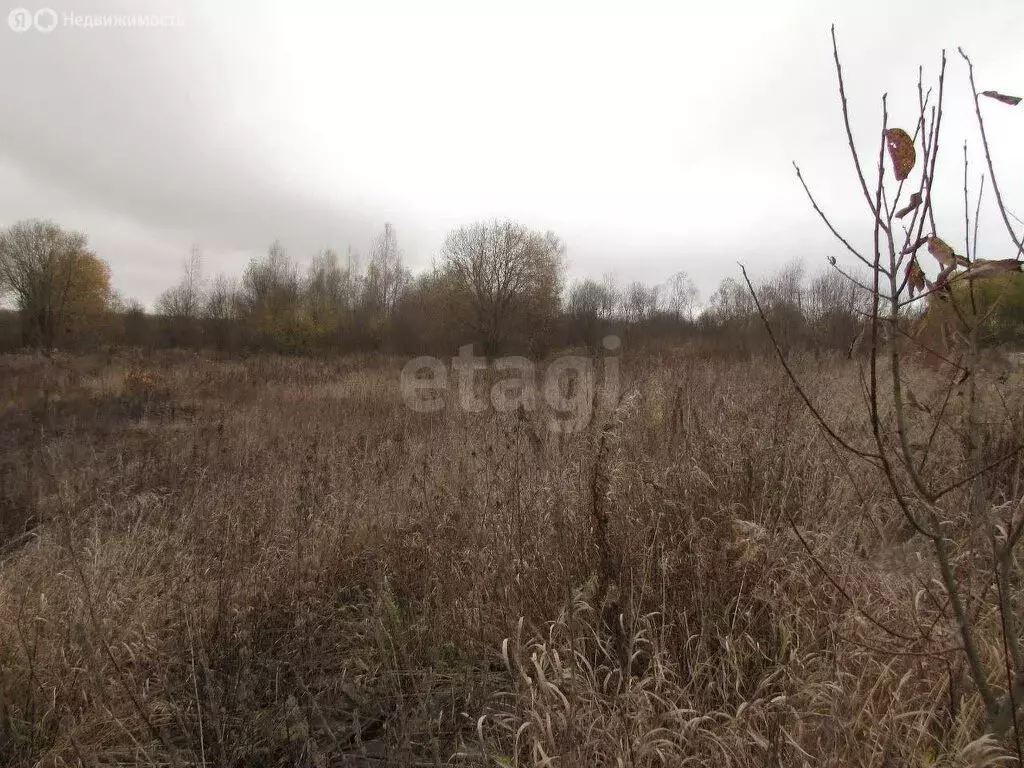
[{"left": 0, "top": 349, "right": 1022, "bottom": 766}]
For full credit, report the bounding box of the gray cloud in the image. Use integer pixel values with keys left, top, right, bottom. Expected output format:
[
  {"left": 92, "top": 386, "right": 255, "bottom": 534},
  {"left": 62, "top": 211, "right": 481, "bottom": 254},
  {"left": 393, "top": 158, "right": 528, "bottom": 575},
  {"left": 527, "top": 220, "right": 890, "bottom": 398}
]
[{"left": 1, "top": 0, "right": 1022, "bottom": 307}]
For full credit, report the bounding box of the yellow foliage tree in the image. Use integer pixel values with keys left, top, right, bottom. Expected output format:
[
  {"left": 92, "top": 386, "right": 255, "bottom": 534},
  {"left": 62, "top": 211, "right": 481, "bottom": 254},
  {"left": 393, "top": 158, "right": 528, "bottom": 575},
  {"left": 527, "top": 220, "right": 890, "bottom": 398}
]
[{"left": 0, "top": 219, "right": 112, "bottom": 347}]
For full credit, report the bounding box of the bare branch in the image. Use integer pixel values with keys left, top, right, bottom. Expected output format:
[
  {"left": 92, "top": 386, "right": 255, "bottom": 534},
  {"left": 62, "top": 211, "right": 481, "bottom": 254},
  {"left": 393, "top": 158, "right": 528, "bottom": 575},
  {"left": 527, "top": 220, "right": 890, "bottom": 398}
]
[
  {"left": 795, "top": 163, "right": 886, "bottom": 275},
  {"left": 783, "top": 507, "right": 921, "bottom": 643},
  {"left": 832, "top": 25, "right": 885, "bottom": 228},
  {"left": 959, "top": 48, "right": 1024, "bottom": 260},
  {"left": 740, "top": 263, "right": 882, "bottom": 462}
]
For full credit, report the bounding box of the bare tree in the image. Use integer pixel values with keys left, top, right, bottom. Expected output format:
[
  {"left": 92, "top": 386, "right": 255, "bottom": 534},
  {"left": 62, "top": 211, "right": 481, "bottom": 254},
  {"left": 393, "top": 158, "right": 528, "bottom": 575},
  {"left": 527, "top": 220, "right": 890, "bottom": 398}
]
[
  {"left": 240, "top": 240, "right": 299, "bottom": 320},
  {"left": 306, "top": 248, "right": 355, "bottom": 327},
  {"left": 707, "top": 276, "right": 755, "bottom": 324},
  {"left": 203, "top": 274, "right": 238, "bottom": 323},
  {"left": 439, "top": 219, "right": 565, "bottom": 356},
  {"left": 599, "top": 273, "right": 621, "bottom": 320},
  {"left": 363, "top": 223, "right": 409, "bottom": 318},
  {"left": 156, "top": 245, "right": 204, "bottom": 320},
  {"left": 621, "top": 280, "right": 659, "bottom": 324},
  {"left": 567, "top": 277, "right": 618, "bottom": 352},
  {"left": 661, "top": 271, "right": 698, "bottom": 320},
  {"left": 747, "top": 29, "right": 1024, "bottom": 749},
  {"left": 567, "top": 278, "right": 607, "bottom": 320},
  {"left": 805, "top": 266, "right": 867, "bottom": 352}
]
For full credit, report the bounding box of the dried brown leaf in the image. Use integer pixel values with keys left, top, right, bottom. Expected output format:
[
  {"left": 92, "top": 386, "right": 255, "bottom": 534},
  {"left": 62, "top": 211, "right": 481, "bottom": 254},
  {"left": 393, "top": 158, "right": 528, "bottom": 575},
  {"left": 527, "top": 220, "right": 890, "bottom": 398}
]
[
  {"left": 884, "top": 128, "right": 916, "bottom": 181},
  {"left": 927, "top": 236, "right": 969, "bottom": 270},
  {"left": 981, "top": 90, "right": 1022, "bottom": 106},
  {"left": 895, "top": 192, "right": 922, "bottom": 219},
  {"left": 905, "top": 258, "right": 926, "bottom": 297}
]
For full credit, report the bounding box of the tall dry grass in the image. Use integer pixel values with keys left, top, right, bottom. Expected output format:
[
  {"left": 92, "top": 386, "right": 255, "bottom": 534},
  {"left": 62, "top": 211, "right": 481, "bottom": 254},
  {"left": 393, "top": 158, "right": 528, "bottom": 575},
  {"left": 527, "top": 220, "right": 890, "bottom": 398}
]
[{"left": 0, "top": 348, "right": 1021, "bottom": 766}]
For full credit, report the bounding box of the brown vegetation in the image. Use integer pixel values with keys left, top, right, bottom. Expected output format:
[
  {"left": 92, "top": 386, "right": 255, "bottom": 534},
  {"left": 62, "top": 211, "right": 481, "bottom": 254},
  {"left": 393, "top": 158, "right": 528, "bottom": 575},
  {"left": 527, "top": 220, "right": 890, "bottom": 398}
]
[{"left": 0, "top": 348, "right": 1022, "bottom": 766}]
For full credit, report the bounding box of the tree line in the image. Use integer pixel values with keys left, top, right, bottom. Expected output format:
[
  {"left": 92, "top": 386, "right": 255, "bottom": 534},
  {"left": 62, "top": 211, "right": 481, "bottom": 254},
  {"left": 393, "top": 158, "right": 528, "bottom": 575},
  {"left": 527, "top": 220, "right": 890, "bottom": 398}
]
[{"left": 2, "top": 217, "right": 1022, "bottom": 356}]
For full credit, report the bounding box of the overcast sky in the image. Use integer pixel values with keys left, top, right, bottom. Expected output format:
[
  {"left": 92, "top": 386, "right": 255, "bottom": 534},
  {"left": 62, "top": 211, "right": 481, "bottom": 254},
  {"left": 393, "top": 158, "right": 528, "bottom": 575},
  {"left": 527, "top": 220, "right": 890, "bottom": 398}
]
[{"left": 1, "top": 0, "right": 1022, "bottom": 307}]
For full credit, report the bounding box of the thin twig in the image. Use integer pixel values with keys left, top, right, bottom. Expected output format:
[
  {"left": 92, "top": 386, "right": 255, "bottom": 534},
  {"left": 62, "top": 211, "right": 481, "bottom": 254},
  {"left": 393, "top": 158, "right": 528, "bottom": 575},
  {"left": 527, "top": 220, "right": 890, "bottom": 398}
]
[
  {"left": 739, "top": 264, "right": 881, "bottom": 463},
  {"left": 959, "top": 48, "right": 1024, "bottom": 259},
  {"left": 832, "top": 25, "right": 884, "bottom": 226},
  {"left": 782, "top": 507, "right": 920, "bottom": 642},
  {"left": 795, "top": 163, "right": 884, "bottom": 274}
]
